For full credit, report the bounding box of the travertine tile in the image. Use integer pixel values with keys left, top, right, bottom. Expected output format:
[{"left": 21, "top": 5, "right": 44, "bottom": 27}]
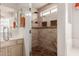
[{"left": 32, "top": 28, "right": 57, "bottom": 56}]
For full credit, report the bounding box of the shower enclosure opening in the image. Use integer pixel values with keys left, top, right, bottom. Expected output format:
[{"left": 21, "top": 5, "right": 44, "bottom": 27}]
[{"left": 31, "top": 3, "right": 57, "bottom": 56}]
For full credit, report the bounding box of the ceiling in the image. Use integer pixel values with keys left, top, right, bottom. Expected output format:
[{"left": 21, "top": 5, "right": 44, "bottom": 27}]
[
  {"left": 1, "top": 3, "right": 29, "bottom": 10},
  {"left": 32, "top": 3, "right": 47, "bottom": 9},
  {"left": 1, "top": 3, "right": 47, "bottom": 10},
  {"left": 0, "top": 3, "right": 48, "bottom": 14},
  {"left": 0, "top": 3, "right": 47, "bottom": 18}
]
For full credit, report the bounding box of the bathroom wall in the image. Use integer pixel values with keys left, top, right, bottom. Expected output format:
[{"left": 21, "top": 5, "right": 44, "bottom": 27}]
[
  {"left": 32, "top": 11, "right": 57, "bottom": 27},
  {"left": 32, "top": 13, "right": 57, "bottom": 46},
  {"left": 69, "top": 3, "right": 79, "bottom": 48},
  {"left": 72, "top": 4, "right": 79, "bottom": 39},
  {"left": 38, "top": 28, "right": 57, "bottom": 52},
  {"left": 41, "top": 12, "right": 57, "bottom": 26},
  {"left": 57, "top": 4, "right": 66, "bottom": 56},
  {"left": 32, "top": 8, "right": 38, "bottom": 27},
  {"left": 32, "top": 8, "right": 39, "bottom": 47},
  {"left": 32, "top": 28, "right": 39, "bottom": 47},
  {"left": 32, "top": 27, "right": 57, "bottom": 52},
  {"left": 32, "top": 8, "right": 38, "bottom": 20}
]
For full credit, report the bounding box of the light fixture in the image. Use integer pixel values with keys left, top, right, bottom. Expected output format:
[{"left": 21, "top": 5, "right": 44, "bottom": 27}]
[{"left": 74, "top": 3, "right": 79, "bottom": 9}]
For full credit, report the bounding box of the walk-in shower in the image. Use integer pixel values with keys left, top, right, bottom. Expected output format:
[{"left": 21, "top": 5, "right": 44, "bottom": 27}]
[{"left": 31, "top": 3, "right": 57, "bottom": 56}]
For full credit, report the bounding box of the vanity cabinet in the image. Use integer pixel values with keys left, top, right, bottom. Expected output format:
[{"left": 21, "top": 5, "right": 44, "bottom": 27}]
[
  {"left": 8, "top": 44, "right": 23, "bottom": 56},
  {"left": 0, "top": 47, "right": 8, "bottom": 56},
  {"left": 0, "top": 39, "right": 24, "bottom": 56}
]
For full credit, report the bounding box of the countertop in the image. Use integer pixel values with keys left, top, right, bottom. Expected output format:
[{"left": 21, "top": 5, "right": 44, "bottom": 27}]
[{"left": 0, "top": 35, "right": 24, "bottom": 42}]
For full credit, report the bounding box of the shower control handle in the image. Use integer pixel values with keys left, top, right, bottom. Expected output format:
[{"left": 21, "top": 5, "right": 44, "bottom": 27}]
[{"left": 29, "top": 30, "right": 31, "bottom": 34}]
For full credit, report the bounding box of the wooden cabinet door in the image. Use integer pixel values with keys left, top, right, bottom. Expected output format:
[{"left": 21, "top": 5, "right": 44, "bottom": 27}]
[
  {"left": 0, "top": 39, "right": 23, "bottom": 56},
  {"left": 8, "top": 44, "right": 23, "bottom": 56},
  {"left": 0, "top": 47, "right": 9, "bottom": 56}
]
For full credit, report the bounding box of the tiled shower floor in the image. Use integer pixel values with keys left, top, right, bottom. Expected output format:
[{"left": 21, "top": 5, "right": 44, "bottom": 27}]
[{"left": 32, "top": 46, "right": 57, "bottom": 56}]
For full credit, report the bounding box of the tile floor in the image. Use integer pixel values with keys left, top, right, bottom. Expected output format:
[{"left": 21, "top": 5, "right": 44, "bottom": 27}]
[{"left": 32, "top": 46, "right": 57, "bottom": 56}]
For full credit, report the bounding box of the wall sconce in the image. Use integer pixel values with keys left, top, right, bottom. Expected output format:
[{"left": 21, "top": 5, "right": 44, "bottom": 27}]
[{"left": 74, "top": 3, "right": 79, "bottom": 9}]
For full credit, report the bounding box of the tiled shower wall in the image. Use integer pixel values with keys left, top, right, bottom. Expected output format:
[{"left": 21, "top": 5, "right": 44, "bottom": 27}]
[
  {"left": 32, "top": 29, "right": 39, "bottom": 47},
  {"left": 32, "top": 4, "right": 57, "bottom": 52},
  {"left": 39, "top": 28, "right": 57, "bottom": 52},
  {"left": 32, "top": 27, "right": 57, "bottom": 52}
]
